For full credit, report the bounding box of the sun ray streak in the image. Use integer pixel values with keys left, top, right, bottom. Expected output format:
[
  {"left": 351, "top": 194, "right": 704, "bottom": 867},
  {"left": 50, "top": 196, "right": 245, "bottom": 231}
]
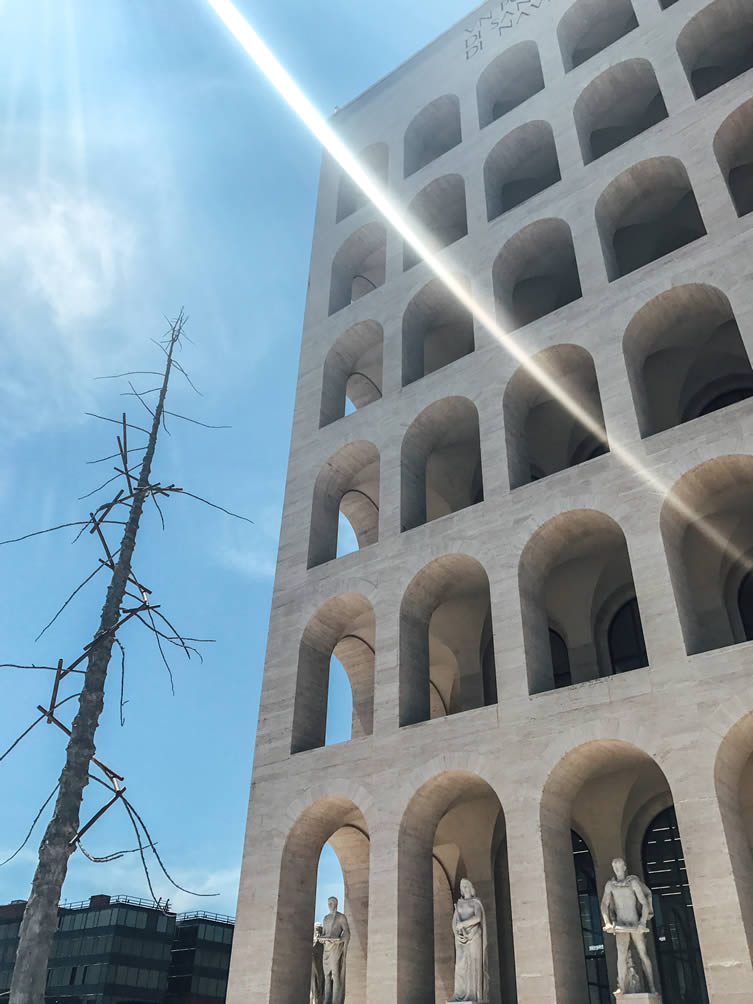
[{"left": 205, "top": 0, "right": 746, "bottom": 572}]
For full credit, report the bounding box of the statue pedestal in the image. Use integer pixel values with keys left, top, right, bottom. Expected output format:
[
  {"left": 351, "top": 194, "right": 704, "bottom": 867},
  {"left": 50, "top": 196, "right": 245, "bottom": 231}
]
[{"left": 613, "top": 994, "right": 661, "bottom": 1002}]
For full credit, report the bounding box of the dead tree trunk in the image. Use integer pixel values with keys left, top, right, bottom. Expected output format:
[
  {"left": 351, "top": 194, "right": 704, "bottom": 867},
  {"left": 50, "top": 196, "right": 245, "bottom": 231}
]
[{"left": 9, "top": 319, "right": 182, "bottom": 1004}]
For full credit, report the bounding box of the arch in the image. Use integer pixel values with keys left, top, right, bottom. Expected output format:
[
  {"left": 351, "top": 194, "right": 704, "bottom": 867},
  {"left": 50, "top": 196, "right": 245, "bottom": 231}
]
[
  {"left": 607, "top": 597, "right": 648, "bottom": 673},
  {"left": 540, "top": 740, "right": 699, "bottom": 1003},
  {"left": 623, "top": 284, "right": 753, "bottom": 437},
  {"left": 476, "top": 41, "right": 545, "bottom": 128},
  {"left": 574, "top": 59, "right": 668, "bottom": 164},
  {"left": 402, "top": 276, "right": 474, "bottom": 386},
  {"left": 404, "top": 95, "right": 462, "bottom": 178},
  {"left": 399, "top": 554, "right": 497, "bottom": 727},
  {"left": 714, "top": 98, "right": 753, "bottom": 217},
  {"left": 503, "top": 344, "right": 608, "bottom": 488},
  {"left": 558, "top": 0, "right": 638, "bottom": 72},
  {"left": 677, "top": 0, "right": 753, "bottom": 100},
  {"left": 291, "top": 594, "right": 375, "bottom": 754},
  {"left": 519, "top": 509, "right": 647, "bottom": 695},
  {"left": 400, "top": 396, "right": 483, "bottom": 532},
  {"left": 660, "top": 455, "right": 753, "bottom": 655},
  {"left": 320, "top": 321, "right": 383, "bottom": 427},
  {"left": 659, "top": 0, "right": 679, "bottom": 8},
  {"left": 403, "top": 174, "right": 468, "bottom": 271},
  {"left": 492, "top": 218, "right": 582, "bottom": 331},
  {"left": 595, "top": 157, "right": 706, "bottom": 281},
  {"left": 335, "top": 143, "right": 388, "bottom": 223},
  {"left": 270, "top": 796, "right": 370, "bottom": 1003},
  {"left": 329, "top": 223, "right": 386, "bottom": 315},
  {"left": 484, "top": 121, "right": 561, "bottom": 221},
  {"left": 308, "top": 441, "right": 380, "bottom": 568},
  {"left": 714, "top": 710, "right": 753, "bottom": 967},
  {"left": 397, "top": 771, "right": 515, "bottom": 1003}
]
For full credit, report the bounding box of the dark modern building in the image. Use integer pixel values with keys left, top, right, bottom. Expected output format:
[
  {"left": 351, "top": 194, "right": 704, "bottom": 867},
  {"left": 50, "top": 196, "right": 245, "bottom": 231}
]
[
  {"left": 0, "top": 896, "right": 233, "bottom": 1004},
  {"left": 167, "top": 913, "right": 233, "bottom": 1004}
]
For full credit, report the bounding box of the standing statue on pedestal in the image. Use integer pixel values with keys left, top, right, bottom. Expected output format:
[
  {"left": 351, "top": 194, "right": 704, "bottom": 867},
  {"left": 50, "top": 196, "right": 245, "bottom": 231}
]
[
  {"left": 318, "top": 896, "right": 350, "bottom": 1004},
  {"left": 601, "top": 858, "right": 659, "bottom": 997},
  {"left": 311, "top": 922, "right": 325, "bottom": 1004},
  {"left": 449, "top": 878, "right": 488, "bottom": 1003}
]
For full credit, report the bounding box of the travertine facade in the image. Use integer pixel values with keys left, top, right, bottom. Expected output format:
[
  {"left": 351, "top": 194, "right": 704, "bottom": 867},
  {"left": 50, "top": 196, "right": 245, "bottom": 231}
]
[{"left": 227, "top": 0, "right": 753, "bottom": 1001}]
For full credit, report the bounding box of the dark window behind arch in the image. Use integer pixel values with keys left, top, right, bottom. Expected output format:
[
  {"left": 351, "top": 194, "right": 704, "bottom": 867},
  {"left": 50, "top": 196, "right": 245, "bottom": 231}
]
[
  {"left": 608, "top": 597, "right": 648, "bottom": 673},
  {"left": 642, "top": 806, "right": 709, "bottom": 1004},
  {"left": 696, "top": 386, "right": 753, "bottom": 418},
  {"left": 572, "top": 831, "right": 610, "bottom": 1004},
  {"left": 550, "top": 630, "right": 572, "bottom": 688},
  {"left": 738, "top": 570, "right": 753, "bottom": 641}
]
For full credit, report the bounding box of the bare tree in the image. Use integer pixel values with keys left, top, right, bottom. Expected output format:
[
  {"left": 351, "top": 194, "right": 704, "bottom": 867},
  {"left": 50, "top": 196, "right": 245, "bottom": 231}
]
[{"left": 3, "top": 312, "right": 242, "bottom": 1004}]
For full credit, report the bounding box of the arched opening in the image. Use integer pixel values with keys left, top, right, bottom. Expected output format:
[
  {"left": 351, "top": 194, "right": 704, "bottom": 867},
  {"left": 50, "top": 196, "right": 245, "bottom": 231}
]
[
  {"left": 714, "top": 98, "right": 753, "bottom": 218},
  {"left": 399, "top": 555, "right": 497, "bottom": 727},
  {"left": 519, "top": 509, "right": 647, "bottom": 695},
  {"left": 329, "top": 223, "right": 386, "bottom": 315},
  {"left": 270, "top": 797, "right": 369, "bottom": 1003},
  {"left": 308, "top": 441, "right": 379, "bottom": 568},
  {"left": 335, "top": 143, "right": 388, "bottom": 222},
  {"left": 492, "top": 218, "right": 582, "bottom": 331},
  {"left": 660, "top": 0, "right": 679, "bottom": 8},
  {"left": 403, "top": 174, "right": 468, "bottom": 271},
  {"left": 541, "top": 740, "right": 708, "bottom": 1003},
  {"left": 660, "top": 455, "right": 753, "bottom": 655},
  {"left": 714, "top": 712, "right": 753, "bottom": 970},
  {"left": 397, "top": 771, "right": 516, "bottom": 1004},
  {"left": 291, "top": 594, "right": 375, "bottom": 754},
  {"left": 574, "top": 59, "right": 668, "bottom": 164},
  {"left": 623, "top": 284, "right": 753, "bottom": 437},
  {"left": 476, "top": 41, "right": 545, "bottom": 128},
  {"left": 404, "top": 95, "right": 462, "bottom": 178},
  {"left": 572, "top": 831, "right": 611, "bottom": 1003},
  {"left": 503, "top": 344, "right": 608, "bottom": 488},
  {"left": 484, "top": 121, "right": 561, "bottom": 221},
  {"left": 642, "top": 806, "right": 709, "bottom": 1003},
  {"left": 400, "top": 396, "right": 483, "bottom": 532},
  {"left": 320, "top": 320, "right": 383, "bottom": 427},
  {"left": 595, "top": 157, "right": 706, "bottom": 281},
  {"left": 402, "top": 276, "right": 474, "bottom": 386},
  {"left": 677, "top": 0, "right": 753, "bottom": 100},
  {"left": 558, "top": 0, "right": 638, "bottom": 72}
]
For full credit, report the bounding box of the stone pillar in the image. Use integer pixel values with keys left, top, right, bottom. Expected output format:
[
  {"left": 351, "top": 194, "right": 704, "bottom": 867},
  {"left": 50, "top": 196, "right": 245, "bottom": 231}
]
[{"left": 365, "top": 819, "right": 400, "bottom": 1004}]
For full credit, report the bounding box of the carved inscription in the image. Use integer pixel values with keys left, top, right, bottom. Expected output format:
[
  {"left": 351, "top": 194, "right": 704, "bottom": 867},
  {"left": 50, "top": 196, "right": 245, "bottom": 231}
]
[{"left": 464, "top": 0, "right": 551, "bottom": 59}]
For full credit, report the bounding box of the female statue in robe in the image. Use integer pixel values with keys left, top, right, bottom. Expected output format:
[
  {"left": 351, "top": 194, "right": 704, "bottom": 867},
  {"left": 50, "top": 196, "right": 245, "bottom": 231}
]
[{"left": 449, "top": 878, "right": 488, "bottom": 1002}]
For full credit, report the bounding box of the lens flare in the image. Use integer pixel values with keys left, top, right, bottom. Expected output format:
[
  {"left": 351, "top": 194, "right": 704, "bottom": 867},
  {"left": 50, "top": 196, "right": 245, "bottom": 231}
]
[{"left": 205, "top": 0, "right": 739, "bottom": 568}]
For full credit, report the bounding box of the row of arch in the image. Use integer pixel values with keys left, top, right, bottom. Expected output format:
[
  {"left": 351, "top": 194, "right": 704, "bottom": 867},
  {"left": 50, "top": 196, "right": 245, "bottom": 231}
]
[
  {"left": 328, "top": 95, "right": 753, "bottom": 315},
  {"left": 333, "top": 0, "right": 753, "bottom": 227},
  {"left": 270, "top": 717, "right": 753, "bottom": 1002},
  {"left": 317, "top": 282, "right": 753, "bottom": 516},
  {"left": 297, "top": 453, "right": 753, "bottom": 753}
]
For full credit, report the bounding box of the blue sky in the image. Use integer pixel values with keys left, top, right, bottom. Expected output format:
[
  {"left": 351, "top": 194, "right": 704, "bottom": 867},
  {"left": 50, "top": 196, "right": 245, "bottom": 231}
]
[{"left": 0, "top": 0, "right": 473, "bottom": 923}]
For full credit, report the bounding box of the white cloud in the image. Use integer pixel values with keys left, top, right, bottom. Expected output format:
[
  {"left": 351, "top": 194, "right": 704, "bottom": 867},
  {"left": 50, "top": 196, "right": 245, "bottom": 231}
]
[{"left": 0, "top": 181, "right": 140, "bottom": 438}]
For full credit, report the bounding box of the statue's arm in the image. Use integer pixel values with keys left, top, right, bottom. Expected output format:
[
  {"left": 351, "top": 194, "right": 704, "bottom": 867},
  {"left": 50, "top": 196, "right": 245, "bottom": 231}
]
[
  {"left": 341, "top": 913, "right": 351, "bottom": 949},
  {"left": 632, "top": 878, "right": 651, "bottom": 926},
  {"left": 600, "top": 882, "right": 613, "bottom": 927}
]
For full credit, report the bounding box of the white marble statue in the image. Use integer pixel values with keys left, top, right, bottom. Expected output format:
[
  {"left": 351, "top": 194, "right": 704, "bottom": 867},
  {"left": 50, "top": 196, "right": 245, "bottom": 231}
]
[
  {"left": 317, "top": 896, "right": 350, "bottom": 1004},
  {"left": 601, "top": 858, "right": 658, "bottom": 996},
  {"left": 449, "top": 878, "right": 488, "bottom": 1003}
]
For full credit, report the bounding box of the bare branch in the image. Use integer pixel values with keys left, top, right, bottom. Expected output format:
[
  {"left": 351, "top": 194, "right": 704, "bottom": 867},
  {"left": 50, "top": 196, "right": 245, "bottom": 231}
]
[
  {"left": 163, "top": 411, "right": 230, "bottom": 430},
  {"left": 35, "top": 562, "right": 109, "bottom": 643},
  {"left": 87, "top": 446, "right": 147, "bottom": 466},
  {"left": 0, "top": 715, "right": 45, "bottom": 764},
  {"left": 173, "top": 489, "right": 254, "bottom": 524},
  {"left": 78, "top": 465, "right": 140, "bottom": 501},
  {"left": 114, "top": 638, "right": 127, "bottom": 727},
  {"left": 0, "top": 522, "right": 124, "bottom": 546},
  {"left": 127, "top": 381, "right": 156, "bottom": 420},
  {"left": 85, "top": 413, "right": 151, "bottom": 435},
  {"left": 95, "top": 371, "right": 164, "bottom": 381},
  {"left": 77, "top": 840, "right": 142, "bottom": 864},
  {"left": 0, "top": 785, "right": 60, "bottom": 867},
  {"left": 151, "top": 492, "right": 166, "bottom": 531},
  {"left": 0, "top": 664, "right": 83, "bottom": 673}
]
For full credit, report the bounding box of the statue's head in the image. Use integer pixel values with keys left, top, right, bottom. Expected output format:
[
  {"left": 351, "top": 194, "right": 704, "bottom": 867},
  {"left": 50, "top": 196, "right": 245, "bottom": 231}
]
[
  {"left": 612, "top": 858, "right": 628, "bottom": 880},
  {"left": 459, "top": 878, "right": 475, "bottom": 899},
  {"left": 327, "top": 896, "right": 338, "bottom": 912}
]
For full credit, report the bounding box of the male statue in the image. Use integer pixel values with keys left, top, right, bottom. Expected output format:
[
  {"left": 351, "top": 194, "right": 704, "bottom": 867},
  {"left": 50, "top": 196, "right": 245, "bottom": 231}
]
[
  {"left": 601, "top": 857, "right": 658, "bottom": 996},
  {"left": 318, "top": 895, "right": 350, "bottom": 1004}
]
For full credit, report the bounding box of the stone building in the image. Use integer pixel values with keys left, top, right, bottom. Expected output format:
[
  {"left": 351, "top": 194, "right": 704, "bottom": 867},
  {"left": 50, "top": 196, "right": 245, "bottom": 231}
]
[{"left": 227, "top": 0, "right": 753, "bottom": 1000}]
